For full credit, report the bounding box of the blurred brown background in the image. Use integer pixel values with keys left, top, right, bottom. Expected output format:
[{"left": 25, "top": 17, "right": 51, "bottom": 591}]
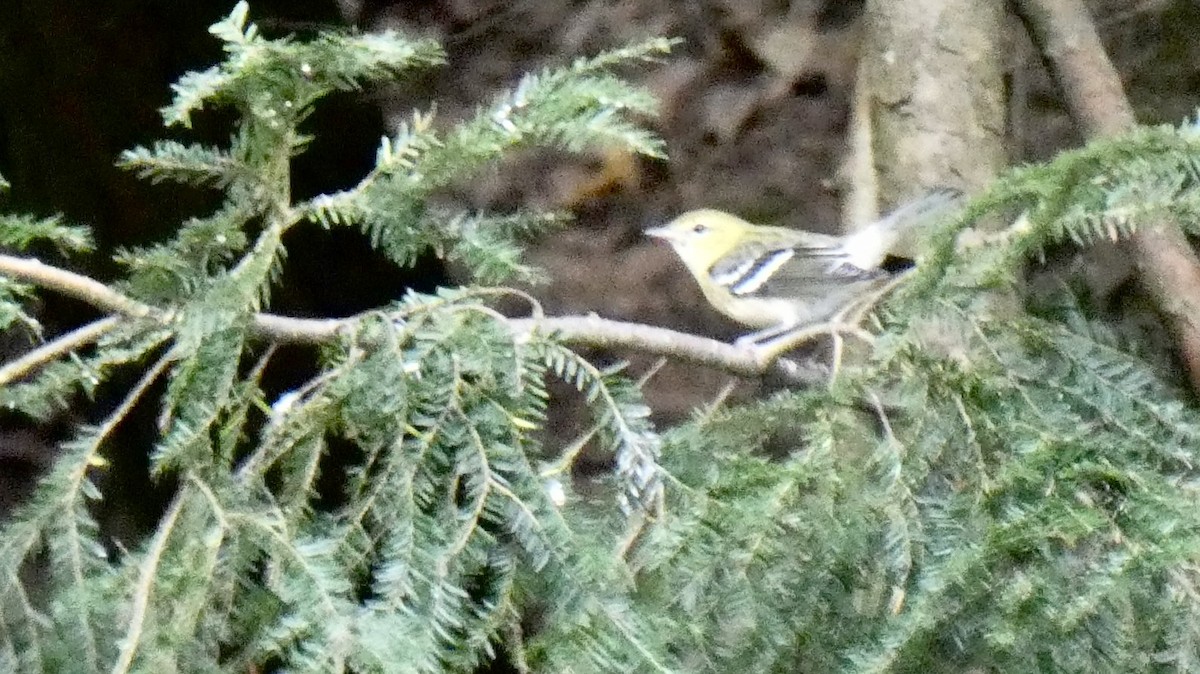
[{"left": 0, "top": 0, "right": 1198, "bottom": 524}]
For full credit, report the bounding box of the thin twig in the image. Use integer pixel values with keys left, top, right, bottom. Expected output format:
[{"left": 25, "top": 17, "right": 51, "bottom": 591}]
[
  {"left": 109, "top": 487, "right": 188, "bottom": 674},
  {"left": 53, "top": 348, "right": 177, "bottom": 674},
  {"left": 697, "top": 378, "right": 740, "bottom": 423},
  {"left": 0, "top": 316, "right": 122, "bottom": 386},
  {"left": 0, "top": 255, "right": 154, "bottom": 317},
  {"left": 636, "top": 357, "right": 668, "bottom": 388},
  {"left": 755, "top": 322, "right": 875, "bottom": 364}
]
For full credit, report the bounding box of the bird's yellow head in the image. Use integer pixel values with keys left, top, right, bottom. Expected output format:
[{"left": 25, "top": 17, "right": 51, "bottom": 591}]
[{"left": 645, "top": 209, "right": 752, "bottom": 274}]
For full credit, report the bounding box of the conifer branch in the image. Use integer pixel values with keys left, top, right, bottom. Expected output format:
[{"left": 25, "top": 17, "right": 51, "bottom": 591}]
[
  {"left": 1013, "top": 0, "right": 1200, "bottom": 390},
  {"left": 7, "top": 7, "right": 1200, "bottom": 669},
  {"left": 0, "top": 256, "right": 156, "bottom": 318},
  {"left": 110, "top": 487, "right": 188, "bottom": 674},
  {"left": 0, "top": 252, "right": 827, "bottom": 385},
  {"left": 0, "top": 316, "right": 121, "bottom": 386}
]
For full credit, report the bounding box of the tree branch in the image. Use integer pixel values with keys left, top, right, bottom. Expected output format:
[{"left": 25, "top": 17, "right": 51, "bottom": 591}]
[
  {"left": 0, "top": 253, "right": 828, "bottom": 386},
  {"left": 1012, "top": 0, "right": 1200, "bottom": 390},
  {"left": 0, "top": 316, "right": 122, "bottom": 386},
  {"left": 0, "top": 255, "right": 154, "bottom": 317}
]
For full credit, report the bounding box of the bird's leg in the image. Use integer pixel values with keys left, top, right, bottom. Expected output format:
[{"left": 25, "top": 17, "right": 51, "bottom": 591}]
[
  {"left": 829, "top": 331, "right": 846, "bottom": 383},
  {"left": 747, "top": 321, "right": 874, "bottom": 366}
]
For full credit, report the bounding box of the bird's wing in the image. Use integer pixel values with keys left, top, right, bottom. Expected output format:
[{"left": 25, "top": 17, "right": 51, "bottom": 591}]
[
  {"left": 757, "top": 253, "right": 887, "bottom": 302},
  {"left": 708, "top": 235, "right": 884, "bottom": 300}
]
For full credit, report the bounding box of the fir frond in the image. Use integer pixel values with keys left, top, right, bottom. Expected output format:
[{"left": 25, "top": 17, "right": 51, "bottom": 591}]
[
  {"left": 0, "top": 213, "right": 94, "bottom": 255},
  {"left": 434, "top": 210, "right": 568, "bottom": 284},
  {"left": 20, "top": 3, "right": 1200, "bottom": 672},
  {"left": 534, "top": 340, "right": 662, "bottom": 514},
  {"left": 0, "top": 323, "right": 170, "bottom": 420},
  {"left": 898, "top": 121, "right": 1200, "bottom": 307},
  {"left": 118, "top": 140, "right": 245, "bottom": 188},
  {"left": 300, "top": 38, "right": 673, "bottom": 281},
  {"left": 0, "top": 6, "right": 682, "bottom": 672},
  {"left": 0, "top": 348, "right": 178, "bottom": 673},
  {"left": 0, "top": 278, "right": 40, "bottom": 336},
  {"left": 154, "top": 328, "right": 246, "bottom": 474},
  {"left": 113, "top": 202, "right": 254, "bottom": 304},
  {"left": 162, "top": 2, "right": 444, "bottom": 128}
]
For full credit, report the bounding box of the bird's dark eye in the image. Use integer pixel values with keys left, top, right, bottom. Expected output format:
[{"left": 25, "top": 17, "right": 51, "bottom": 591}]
[{"left": 691, "top": 223, "right": 708, "bottom": 234}]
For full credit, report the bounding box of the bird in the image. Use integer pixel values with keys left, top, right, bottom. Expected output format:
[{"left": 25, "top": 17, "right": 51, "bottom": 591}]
[{"left": 645, "top": 188, "right": 963, "bottom": 344}]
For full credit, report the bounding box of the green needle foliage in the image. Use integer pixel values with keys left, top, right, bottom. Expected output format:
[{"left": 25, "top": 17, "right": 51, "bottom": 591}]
[
  {"left": 0, "top": 4, "right": 668, "bottom": 672},
  {"left": 625, "top": 119, "right": 1200, "bottom": 673},
  {"left": 4, "top": 3, "right": 1200, "bottom": 673}
]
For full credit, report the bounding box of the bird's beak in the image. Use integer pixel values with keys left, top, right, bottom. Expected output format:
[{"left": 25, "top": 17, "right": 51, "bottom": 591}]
[{"left": 644, "top": 226, "right": 674, "bottom": 241}]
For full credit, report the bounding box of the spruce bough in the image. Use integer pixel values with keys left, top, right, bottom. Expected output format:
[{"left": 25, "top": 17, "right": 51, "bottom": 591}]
[{"left": 3, "top": 3, "right": 1200, "bottom": 673}]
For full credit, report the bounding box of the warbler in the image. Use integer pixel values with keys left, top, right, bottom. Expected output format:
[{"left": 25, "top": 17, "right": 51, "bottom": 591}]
[{"left": 646, "top": 188, "right": 963, "bottom": 343}]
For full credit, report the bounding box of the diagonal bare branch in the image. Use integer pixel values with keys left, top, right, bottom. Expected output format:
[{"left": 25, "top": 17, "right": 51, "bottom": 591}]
[{"left": 1012, "top": 0, "right": 1200, "bottom": 390}]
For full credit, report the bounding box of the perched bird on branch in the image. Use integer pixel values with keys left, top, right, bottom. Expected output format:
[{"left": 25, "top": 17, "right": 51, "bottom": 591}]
[{"left": 646, "top": 188, "right": 963, "bottom": 344}]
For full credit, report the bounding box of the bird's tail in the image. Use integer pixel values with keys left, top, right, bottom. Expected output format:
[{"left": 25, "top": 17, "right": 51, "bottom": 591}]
[{"left": 844, "top": 187, "right": 965, "bottom": 268}]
